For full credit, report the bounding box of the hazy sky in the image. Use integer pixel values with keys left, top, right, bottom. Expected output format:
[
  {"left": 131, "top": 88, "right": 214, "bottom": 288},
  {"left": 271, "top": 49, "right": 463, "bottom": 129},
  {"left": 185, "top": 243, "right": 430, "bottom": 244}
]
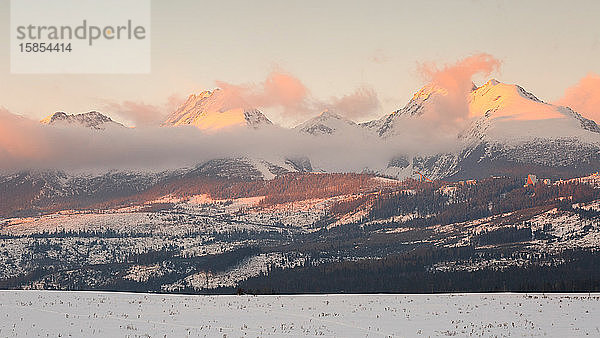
[{"left": 0, "top": 0, "right": 599, "bottom": 125}]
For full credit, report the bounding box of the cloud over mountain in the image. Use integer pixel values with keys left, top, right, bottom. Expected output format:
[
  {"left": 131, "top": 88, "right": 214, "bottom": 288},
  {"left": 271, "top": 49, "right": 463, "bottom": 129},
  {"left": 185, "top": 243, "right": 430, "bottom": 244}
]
[
  {"left": 417, "top": 53, "right": 501, "bottom": 128},
  {"left": 104, "top": 95, "right": 185, "bottom": 127},
  {"left": 556, "top": 73, "right": 600, "bottom": 123},
  {"left": 4, "top": 54, "right": 600, "bottom": 181},
  {"left": 215, "top": 70, "right": 380, "bottom": 123}
]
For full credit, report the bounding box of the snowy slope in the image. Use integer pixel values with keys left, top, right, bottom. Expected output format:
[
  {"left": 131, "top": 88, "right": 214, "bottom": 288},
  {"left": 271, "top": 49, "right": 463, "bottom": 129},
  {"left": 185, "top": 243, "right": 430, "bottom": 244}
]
[
  {"left": 189, "top": 157, "right": 309, "bottom": 181},
  {"left": 362, "top": 83, "right": 449, "bottom": 137},
  {"left": 0, "top": 170, "right": 168, "bottom": 217},
  {"left": 463, "top": 79, "right": 600, "bottom": 144},
  {"left": 163, "top": 89, "right": 273, "bottom": 131},
  {"left": 295, "top": 110, "right": 363, "bottom": 136},
  {"left": 0, "top": 158, "right": 312, "bottom": 217},
  {"left": 40, "top": 111, "right": 125, "bottom": 130}
]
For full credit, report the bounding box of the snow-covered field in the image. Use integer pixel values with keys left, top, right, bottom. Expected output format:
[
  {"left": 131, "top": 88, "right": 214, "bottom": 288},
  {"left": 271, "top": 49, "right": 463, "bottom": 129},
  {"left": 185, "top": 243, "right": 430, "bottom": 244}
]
[{"left": 0, "top": 291, "right": 598, "bottom": 337}]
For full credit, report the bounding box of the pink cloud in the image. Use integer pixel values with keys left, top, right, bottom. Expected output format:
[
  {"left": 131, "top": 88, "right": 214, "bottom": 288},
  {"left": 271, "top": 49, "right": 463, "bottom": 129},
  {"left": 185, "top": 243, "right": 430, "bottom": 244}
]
[
  {"left": 324, "top": 87, "right": 380, "bottom": 119},
  {"left": 216, "top": 71, "right": 380, "bottom": 122},
  {"left": 264, "top": 72, "right": 308, "bottom": 107},
  {"left": 0, "top": 108, "right": 48, "bottom": 162},
  {"left": 417, "top": 53, "right": 501, "bottom": 126},
  {"left": 419, "top": 53, "right": 500, "bottom": 86},
  {"left": 556, "top": 73, "right": 600, "bottom": 122},
  {"left": 215, "top": 71, "right": 311, "bottom": 118},
  {"left": 0, "top": 108, "right": 88, "bottom": 170},
  {"left": 105, "top": 94, "right": 185, "bottom": 127}
]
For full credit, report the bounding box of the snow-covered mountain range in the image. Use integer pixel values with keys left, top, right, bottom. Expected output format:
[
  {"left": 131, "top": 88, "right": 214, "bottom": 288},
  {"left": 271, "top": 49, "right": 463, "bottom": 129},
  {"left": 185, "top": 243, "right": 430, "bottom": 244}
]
[
  {"left": 359, "top": 79, "right": 600, "bottom": 179},
  {"left": 28, "top": 79, "right": 600, "bottom": 182}
]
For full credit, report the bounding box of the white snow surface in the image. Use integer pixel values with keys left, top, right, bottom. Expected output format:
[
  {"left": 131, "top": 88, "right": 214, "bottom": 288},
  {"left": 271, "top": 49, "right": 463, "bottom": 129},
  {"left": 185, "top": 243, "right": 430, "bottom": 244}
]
[{"left": 0, "top": 291, "right": 598, "bottom": 337}]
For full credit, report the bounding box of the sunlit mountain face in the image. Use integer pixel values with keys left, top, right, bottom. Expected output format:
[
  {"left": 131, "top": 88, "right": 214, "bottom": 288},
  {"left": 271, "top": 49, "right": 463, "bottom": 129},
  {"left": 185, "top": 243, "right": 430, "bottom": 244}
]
[
  {"left": 162, "top": 89, "right": 273, "bottom": 131},
  {"left": 466, "top": 80, "right": 600, "bottom": 140}
]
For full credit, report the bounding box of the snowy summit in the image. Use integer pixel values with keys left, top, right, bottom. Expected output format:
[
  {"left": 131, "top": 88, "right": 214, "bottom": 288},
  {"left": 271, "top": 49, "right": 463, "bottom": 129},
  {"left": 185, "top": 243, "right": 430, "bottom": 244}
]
[
  {"left": 162, "top": 89, "right": 273, "bottom": 131},
  {"left": 40, "top": 111, "right": 125, "bottom": 130}
]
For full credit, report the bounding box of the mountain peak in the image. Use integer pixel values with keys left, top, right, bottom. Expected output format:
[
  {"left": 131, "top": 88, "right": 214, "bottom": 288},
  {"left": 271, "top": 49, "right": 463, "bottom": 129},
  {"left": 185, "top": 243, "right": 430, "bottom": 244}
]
[
  {"left": 317, "top": 109, "right": 346, "bottom": 120},
  {"left": 469, "top": 81, "right": 549, "bottom": 120},
  {"left": 295, "top": 110, "right": 358, "bottom": 136},
  {"left": 471, "top": 80, "right": 543, "bottom": 103},
  {"left": 411, "top": 83, "right": 448, "bottom": 100},
  {"left": 163, "top": 89, "right": 272, "bottom": 131},
  {"left": 197, "top": 90, "right": 216, "bottom": 99},
  {"left": 460, "top": 79, "right": 600, "bottom": 146},
  {"left": 40, "top": 111, "right": 124, "bottom": 130},
  {"left": 484, "top": 78, "right": 500, "bottom": 87},
  {"left": 389, "top": 84, "right": 449, "bottom": 118}
]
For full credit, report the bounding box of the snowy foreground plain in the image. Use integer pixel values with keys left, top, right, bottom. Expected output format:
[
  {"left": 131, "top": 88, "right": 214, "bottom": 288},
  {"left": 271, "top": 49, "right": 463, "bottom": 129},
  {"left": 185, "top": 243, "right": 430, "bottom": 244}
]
[{"left": 0, "top": 291, "right": 598, "bottom": 337}]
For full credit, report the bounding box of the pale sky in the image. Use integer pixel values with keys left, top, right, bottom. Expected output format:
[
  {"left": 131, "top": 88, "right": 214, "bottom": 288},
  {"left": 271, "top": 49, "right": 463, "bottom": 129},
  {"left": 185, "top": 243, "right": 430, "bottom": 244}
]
[{"left": 0, "top": 0, "right": 599, "bottom": 125}]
